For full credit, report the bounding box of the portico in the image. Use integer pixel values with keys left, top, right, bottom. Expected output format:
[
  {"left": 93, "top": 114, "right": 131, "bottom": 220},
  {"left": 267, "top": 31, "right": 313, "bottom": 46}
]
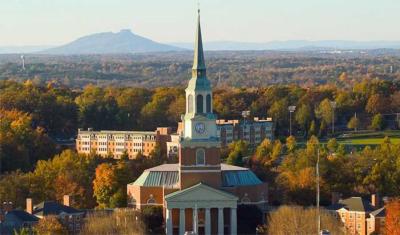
[{"left": 165, "top": 183, "right": 238, "bottom": 235}]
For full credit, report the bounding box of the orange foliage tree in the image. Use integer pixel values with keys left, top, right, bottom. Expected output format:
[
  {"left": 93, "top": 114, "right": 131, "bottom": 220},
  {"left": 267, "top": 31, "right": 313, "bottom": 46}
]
[{"left": 385, "top": 198, "right": 400, "bottom": 235}]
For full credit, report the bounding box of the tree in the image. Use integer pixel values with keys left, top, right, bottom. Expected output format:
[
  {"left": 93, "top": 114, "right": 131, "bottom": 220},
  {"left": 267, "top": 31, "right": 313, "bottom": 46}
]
[
  {"left": 31, "top": 149, "right": 99, "bottom": 208},
  {"left": 295, "top": 104, "right": 312, "bottom": 134},
  {"left": 327, "top": 138, "right": 338, "bottom": 153},
  {"left": 366, "top": 94, "right": 389, "bottom": 114},
  {"left": 33, "top": 216, "right": 67, "bottom": 235},
  {"left": 93, "top": 163, "right": 118, "bottom": 208},
  {"left": 369, "top": 113, "right": 385, "bottom": 130},
  {"left": 261, "top": 206, "right": 345, "bottom": 235},
  {"left": 308, "top": 120, "right": 317, "bottom": 137},
  {"left": 268, "top": 98, "right": 289, "bottom": 127},
  {"left": 316, "top": 99, "right": 334, "bottom": 125},
  {"left": 226, "top": 140, "right": 249, "bottom": 166},
  {"left": 0, "top": 109, "right": 55, "bottom": 173},
  {"left": 385, "top": 198, "right": 400, "bottom": 235},
  {"left": 286, "top": 136, "right": 296, "bottom": 153},
  {"left": 81, "top": 209, "right": 145, "bottom": 235},
  {"left": 347, "top": 115, "right": 360, "bottom": 132}
]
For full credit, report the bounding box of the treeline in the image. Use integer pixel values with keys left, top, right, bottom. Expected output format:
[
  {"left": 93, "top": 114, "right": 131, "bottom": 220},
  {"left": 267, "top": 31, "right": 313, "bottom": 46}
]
[
  {"left": 1, "top": 78, "right": 400, "bottom": 172},
  {"left": 1, "top": 51, "right": 400, "bottom": 88},
  {"left": 0, "top": 148, "right": 168, "bottom": 210}
]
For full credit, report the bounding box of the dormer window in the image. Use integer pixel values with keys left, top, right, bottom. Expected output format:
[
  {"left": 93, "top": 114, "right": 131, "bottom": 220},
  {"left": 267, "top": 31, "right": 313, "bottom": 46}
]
[{"left": 196, "top": 148, "right": 205, "bottom": 165}]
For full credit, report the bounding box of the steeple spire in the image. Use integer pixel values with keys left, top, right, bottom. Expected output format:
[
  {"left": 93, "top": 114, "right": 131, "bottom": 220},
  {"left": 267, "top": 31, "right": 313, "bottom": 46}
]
[{"left": 192, "top": 9, "right": 206, "bottom": 78}]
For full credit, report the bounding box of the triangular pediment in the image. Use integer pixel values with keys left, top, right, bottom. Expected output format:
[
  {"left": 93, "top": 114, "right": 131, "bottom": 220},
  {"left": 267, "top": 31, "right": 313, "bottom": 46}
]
[{"left": 165, "top": 183, "right": 238, "bottom": 202}]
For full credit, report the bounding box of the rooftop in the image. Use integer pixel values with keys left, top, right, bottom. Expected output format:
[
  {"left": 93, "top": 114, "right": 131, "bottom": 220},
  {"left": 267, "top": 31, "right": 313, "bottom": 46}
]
[
  {"left": 130, "top": 163, "right": 263, "bottom": 188},
  {"left": 32, "top": 201, "right": 82, "bottom": 217},
  {"left": 5, "top": 210, "right": 39, "bottom": 222},
  {"left": 328, "top": 197, "right": 376, "bottom": 212}
]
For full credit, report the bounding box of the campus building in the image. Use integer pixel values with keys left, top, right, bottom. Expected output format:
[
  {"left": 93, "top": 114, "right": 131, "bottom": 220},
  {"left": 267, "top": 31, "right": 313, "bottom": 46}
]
[
  {"left": 328, "top": 194, "right": 386, "bottom": 235},
  {"left": 76, "top": 127, "right": 172, "bottom": 158},
  {"left": 127, "top": 11, "right": 268, "bottom": 235},
  {"left": 166, "top": 119, "right": 274, "bottom": 158}
]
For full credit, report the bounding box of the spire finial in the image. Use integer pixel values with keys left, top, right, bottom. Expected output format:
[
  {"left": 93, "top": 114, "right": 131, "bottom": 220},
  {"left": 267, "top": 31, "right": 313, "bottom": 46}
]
[{"left": 197, "top": 0, "right": 200, "bottom": 15}]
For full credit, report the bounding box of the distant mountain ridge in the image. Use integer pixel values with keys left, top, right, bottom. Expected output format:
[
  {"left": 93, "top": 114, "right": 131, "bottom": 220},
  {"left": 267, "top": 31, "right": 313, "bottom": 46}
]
[
  {"left": 41, "top": 29, "right": 184, "bottom": 54},
  {"left": 0, "top": 46, "right": 53, "bottom": 54},
  {"left": 171, "top": 40, "right": 400, "bottom": 51}
]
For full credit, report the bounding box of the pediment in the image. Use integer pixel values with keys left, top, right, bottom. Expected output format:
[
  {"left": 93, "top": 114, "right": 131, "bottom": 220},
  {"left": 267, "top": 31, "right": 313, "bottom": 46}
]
[{"left": 165, "top": 183, "right": 238, "bottom": 202}]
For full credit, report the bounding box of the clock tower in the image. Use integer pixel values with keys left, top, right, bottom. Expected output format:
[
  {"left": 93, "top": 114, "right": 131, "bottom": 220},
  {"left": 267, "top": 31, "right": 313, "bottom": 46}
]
[{"left": 179, "top": 10, "right": 222, "bottom": 189}]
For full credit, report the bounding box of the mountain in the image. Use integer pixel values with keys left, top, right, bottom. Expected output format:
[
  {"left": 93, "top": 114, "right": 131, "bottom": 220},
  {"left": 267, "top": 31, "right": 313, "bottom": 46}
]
[
  {"left": 171, "top": 40, "right": 400, "bottom": 51},
  {"left": 41, "top": 29, "right": 184, "bottom": 54},
  {"left": 0, "top": 46, "right": 53, "bottom": 54}
]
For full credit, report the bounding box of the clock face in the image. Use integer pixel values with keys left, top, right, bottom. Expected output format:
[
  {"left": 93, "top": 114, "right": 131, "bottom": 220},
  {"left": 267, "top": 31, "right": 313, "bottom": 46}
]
[{"left": 195, "top": 122, "right": 206, "bottom": 134}]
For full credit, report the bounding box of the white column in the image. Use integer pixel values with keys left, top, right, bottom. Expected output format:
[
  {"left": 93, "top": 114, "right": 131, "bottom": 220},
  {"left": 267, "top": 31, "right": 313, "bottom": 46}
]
[
  {"left": 205, "top": 208, "right": 211, "bottom": 235},
  {"left": 166, "top": 208, "right": 173, "bottom": 235},
  {"left": 218, "top": 207, "right": 224, "bottom": 235},
  {"left": 230, "top": 207, "right": 237, "bottom": 235},
  {"left": 179, "top": 208, "right": 185, "bottom": 235},
  {"left": 192, "top": 207, "right": 198, "bottom": 234}
]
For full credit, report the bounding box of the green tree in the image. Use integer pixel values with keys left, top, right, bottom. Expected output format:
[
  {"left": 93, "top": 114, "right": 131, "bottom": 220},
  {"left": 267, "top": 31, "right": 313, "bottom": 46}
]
[
  {"left": 369, "top": 113, "right": 385, "bottom": 130},
  {"left": 308, "top": 120, "right": 317, "bottom": 137},
  {"left": 316, "top": 99, "right": 334, "bottom": 125},
  {"left": 226, "top": 141, "right": 249, "bottom": 166},
  {"left": 347, "top": 115, "right": 360, "bottom": 132},
  {"left": 286, "top": 136, "right": 297, "bottom": 153},
  {"left": 295, "top": 104, "right": 312, "bottom": 134}
]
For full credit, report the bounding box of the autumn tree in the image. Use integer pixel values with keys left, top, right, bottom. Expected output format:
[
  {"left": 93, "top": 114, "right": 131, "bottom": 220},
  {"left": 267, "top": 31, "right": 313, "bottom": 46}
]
[
  {"left": 33, "top": 216, "right": 67, "bottom": 235},
  {"left": 295, "top": 104, "right": 312, "bottom": 134},
  {"left": 261, "top": 206, "right": 345, "bottom": 235},
  {"left": 0, "top": 109, "right": 55, "bottom": 173},
  {"left": 385, "top": 198, "right": 400, "bottom": 235},
  {"left": 369, "top": 113, "right": 385, "bottom": 130},
  {"left": 31, "top": 149, "right": 100, "bottom": 208},
  {"left": 316, "top": 98, "right": 334, "bottom": 126},
  {"left": 81, "top": 209, "right": 145, "bottom": 235},
  {"left": 347, "top": 115, "right": 360, "bottom": 132}
]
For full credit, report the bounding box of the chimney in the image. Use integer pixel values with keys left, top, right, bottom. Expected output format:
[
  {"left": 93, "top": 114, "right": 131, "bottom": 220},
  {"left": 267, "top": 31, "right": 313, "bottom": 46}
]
[
  {"left": 63, "top": 195, "right": 71, "bottom": 207},
  {"left": 371, "top": 194, "right": 380, "bottom": 207},
  {"left": 2, "top": 201, "right": 13, "bottom": 213},
  {"left": 26, "top": 198, "right": 33, "bottom": 214},
  {"left": 331, "top": 192, "right": 341, "bottom": 205}
]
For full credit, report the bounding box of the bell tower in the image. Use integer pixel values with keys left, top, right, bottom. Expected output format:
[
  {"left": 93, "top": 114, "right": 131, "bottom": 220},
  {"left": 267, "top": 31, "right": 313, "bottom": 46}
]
[{"left": 179, "top": 10, "right": 221, "bottom": 189}]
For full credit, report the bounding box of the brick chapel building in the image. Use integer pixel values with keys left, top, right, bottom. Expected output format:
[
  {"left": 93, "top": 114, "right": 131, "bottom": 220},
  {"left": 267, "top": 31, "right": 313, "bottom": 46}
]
[{"left": 127, "top": 10, "right": 268, "bottom": 235}]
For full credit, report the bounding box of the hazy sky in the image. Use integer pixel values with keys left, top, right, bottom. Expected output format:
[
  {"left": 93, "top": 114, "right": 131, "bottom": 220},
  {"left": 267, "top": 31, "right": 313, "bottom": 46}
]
[{"left": 1, "top": 0, "right": 400, "bottom": 46}]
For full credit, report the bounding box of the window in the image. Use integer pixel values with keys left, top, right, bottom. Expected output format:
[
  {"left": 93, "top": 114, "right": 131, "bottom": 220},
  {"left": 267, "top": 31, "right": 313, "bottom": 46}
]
[
  {"left": 196, "top": 148, "right": 205, "bottom": 165},
  {"left": 196, "top": 94, "right": 203, "bottom": 113},
  {"left": 188, "top": 95, "right": 194, "bottom": 113},
  {"left": 147, "top": 194, "right": 156, "bottom": 204},
  {"left": 206, "top": 94, "right": 211, "bottom": 113}
]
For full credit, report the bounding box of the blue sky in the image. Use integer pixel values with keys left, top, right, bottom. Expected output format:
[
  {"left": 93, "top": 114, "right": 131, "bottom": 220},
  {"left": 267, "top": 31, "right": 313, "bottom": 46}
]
[{"left": 1, "top": 0, "right": 399, "bottom": 46}]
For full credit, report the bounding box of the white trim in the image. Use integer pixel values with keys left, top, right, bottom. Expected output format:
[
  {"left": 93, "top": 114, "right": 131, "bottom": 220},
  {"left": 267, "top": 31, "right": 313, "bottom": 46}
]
[
  {"left": 180, "top": 170, "right": 221, "bottom": 173},
  {"left": 180, "top": 164, "right": 220, "bottom": 168}
]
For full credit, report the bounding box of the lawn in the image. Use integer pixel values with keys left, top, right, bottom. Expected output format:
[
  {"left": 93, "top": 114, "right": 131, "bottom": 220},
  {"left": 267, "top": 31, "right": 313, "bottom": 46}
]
[{"left": 339, "top": 138, "right": 400, "bottom": 145}]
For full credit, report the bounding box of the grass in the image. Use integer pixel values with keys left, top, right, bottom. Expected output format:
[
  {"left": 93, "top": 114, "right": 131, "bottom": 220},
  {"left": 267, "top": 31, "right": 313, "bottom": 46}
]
[
  {"left": 338, "top": 138, "right": 400, "bottom": 145},
  {"left": 295, "top": 130, "right": 400, "bottom": 147}
]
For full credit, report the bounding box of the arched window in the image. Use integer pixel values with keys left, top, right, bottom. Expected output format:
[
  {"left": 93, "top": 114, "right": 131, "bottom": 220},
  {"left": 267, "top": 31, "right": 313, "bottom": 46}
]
[
  {"left": 188, "top": 95, "right": 194, "bottom": 113},
  {"left": 196, "top": 95, "right": 203, "bottom": 113},
  {"left": 147, "top": 194, "right": 156, "bottom": 204},
  {"left": 206, "top": 94, "right": 211, "bottom": 113},
  {"left": 196, "top": 148, "right": 205, "bottom": 165}
]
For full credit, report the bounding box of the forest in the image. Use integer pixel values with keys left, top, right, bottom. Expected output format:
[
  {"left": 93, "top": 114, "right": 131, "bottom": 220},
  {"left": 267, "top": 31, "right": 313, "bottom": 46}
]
[{"left": 1, "top": 50, "right": 400, "bottom": 88}]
